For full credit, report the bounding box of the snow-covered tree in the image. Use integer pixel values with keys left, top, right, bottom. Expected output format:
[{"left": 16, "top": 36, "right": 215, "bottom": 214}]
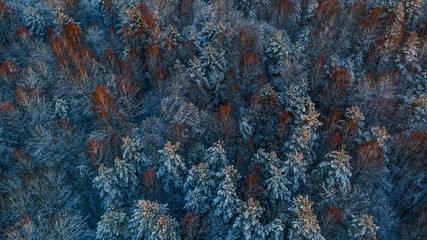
[
  {"left": 130, "top": 200, "right": 180, "bottom": 240},
  {"left": 122, "top": 136, "right": 148, "bottom": 175},
  {"left": 239, "top": 117, "right": 253, "bottom": 141},
  {"left": 348, "top": 214, "right": 379, "bottom": 240},
  {"left": 96, "top": 204, "right": 128, "bottom": 240},
  {"left": 54, "top": 7, "right": 76, "bottom": 32},
  {"left": 265, "top": 218, "right": 286, "bottom": 240},
  {"left": 184, "top": 163, "right": 216, "bottom": 214},
  {"left": 157, "top": 142, "right": 187, "bottom": 192},
  {"left": 114, "top": 157, "right": 138, "bottom": 192},
  {"left": 316, "top": 147, "right": 352, "bottom": 191},
  {"left": 230, "top": 197, "right": 266, "bottom": 240},
  {"left": 200, "top": 45, "right": 226, "bottom": 103},
  {"left": 283, "top": 151, "right": 307, "bottom": 192},
  {"left": 213, "top": 166, "right": 241, "bottom": 222},
  {"left": 265, "top": 31, "right": 289, "bottom": 75},
  {"left": 289, "top": 195, "right": 325, "bottom": 240},
  {"left": 93, "top": 164, "right": 121, "bottom": 206},
  {"left": 25, "top": 7, "right": 46, "bottom": 38},
  {"left": 398, "top": 31, "right": 420, "bottom": 71},
  {"left": 204, "top": 141, "right": 228, "bottom": 171},
  {"left": 265, "top": 166, "right": 292, "bottom": 202}
]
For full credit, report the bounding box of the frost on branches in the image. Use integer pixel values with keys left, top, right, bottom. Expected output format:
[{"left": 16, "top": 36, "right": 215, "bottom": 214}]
[
  {"left": 283, "top": 151, "right": 307, "bottom": 192},
  {"left": 184, "top": 162, "right": 216, "bottom": 214},
  {"left": 204, "top": 141, "right": 228, "bottom": 171},
  {"left": 96, "top": 204, "right": 128, "bottom": 240},
  {"left": 130, "top": 200, "right": 180, "bottom": 240},
  {"left": 289, "top": 195, "right": 325, "bottom": 240},
  {"left": 348, "top": 214, "right": 379, "bottom": 240},
  {"left": 213, "top": 166, "right": 241, "bottom": 223},
  {"left": 316, "top": 147, "right": 352, "bottom": 191},
  {"left": 157, "top": 141, "right": 187, "bottom": 192}
]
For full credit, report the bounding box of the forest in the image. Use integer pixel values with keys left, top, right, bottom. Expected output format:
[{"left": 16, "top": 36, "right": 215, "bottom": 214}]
[{"left": 0, "top": 0, "right": 426, "bottom": 239}]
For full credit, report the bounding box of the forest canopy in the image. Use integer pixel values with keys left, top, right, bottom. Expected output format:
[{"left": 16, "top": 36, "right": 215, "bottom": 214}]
[{"left": 0, "top": 0, "right": 426, "bottom": 239}]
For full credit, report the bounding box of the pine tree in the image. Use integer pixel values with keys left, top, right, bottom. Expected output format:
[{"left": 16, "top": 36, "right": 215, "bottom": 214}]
[
  {"left": 25, "top": 7, "right": 46, "bottom": 38},
  {"left": 200, "top": 45, "right": 226, "bottom": 103},
  {"left": 200, "top": 21, "right": 224, "bottom": 46},
  {"left": 114, "top": 157, "right": 138, "bottom": 192},
  {"left": 348, "top": 214, "right": 379, "bottom": 240},
  {"left": 316, "top": 147, "right": 352, "bottom": 191},
  {"left": 239, "top": 117, "right": 253, "bottom": 141},
  {"left": 265, "top": 218, "right": 286, "bottom": 240},
  {"left": 96, "top": 204, "right": 129, "bottom": 240},
  {"left": 213, "top": 166, "right": 241, "bottom": 222},
  {"left": 130, "top": 200, "right": 181, "bottom": 240},
  {"left": 188, "top": 56, "right": 207, "bottom": 89},
  {"left": 204, "top": 141, "right": 228, "bottom": 171},
  {"left": 54, "top": 7, "right": 76, "bottom": 32},
  {"left": 404, "top": 0, "right": 424, "bottom": 25},
  {"left": 265, "top": 166, "right": 292, "bottom": 202},
  {"left": 398, "top": 31, "right": 420, "bottom": 71},
  {"left": 184, "top": 163, "right": 216, "bottom": 214},
  {"left": 93, "top": 164, "right": 121, "bottom": 206},
  {"left": 157, "top": 142, "right": 187, "bottom": 192},
  {"left": 122, "top": 136, "right": 148, "bottom": 176},
  {"left": 230, "top": 197, "right": 266, "bottom": 240},
  {"left": 289, "top": 195, "right": 325, "bottom": 240},
  {"left": 283, "top": 151, "right": 307, "bottom": 192},
  {"left": 265, "top": 31, "right": 289, "bottom": 75},
  {"left": 369, "top": 126, "right": 390, "bottom": 151},
  {"left": 383, "top": 2, "right": 405, "bottom": 49}
]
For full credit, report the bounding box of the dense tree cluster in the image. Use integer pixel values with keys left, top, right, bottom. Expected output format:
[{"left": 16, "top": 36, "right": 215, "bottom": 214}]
[{"left": 0, "top": 0, "right": 426, "bottom": 239}]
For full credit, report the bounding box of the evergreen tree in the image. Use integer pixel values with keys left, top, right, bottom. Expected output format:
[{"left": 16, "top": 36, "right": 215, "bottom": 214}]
[
  {"left": 289, "top": 195, "right": 325, "bottom": 240},
  {"left": 265, "top": 165, "right": 292, "bottom": 202},
  {"left": 93, "top": 164, "right": 121, "bottom": 206},
  {"left": 122, "top": 136, "right": 148, "bottom": 176},
  {"left": 130, "top": 200, "right": 180, "bottom": 240},
  {"left": 283, "top": 151, "right": 307, "bottom": 192},
  {"left": 204, "top": 141, "right": 228, "bottom": 171},
  {"left": 114, "top": 157, "right": 138, "bottom": 192},
  {"left": 230, "top": 197, "right": 266, "bottom": 240},
  {"left": 398, "top": 31, "right": 420, "bottom": 71},
  {"left": 25, "top": 7, "right": 46, "bottom": 38},
  {"left": 316, "top": 147, "right": 352, "bottom": 191},
  {"left": 96, "top": 204, "right": 129, "bottom": 240},
  {"left": 157, "top": 142, "right": 187, "bottom": 192},
  {"left": 348, "top": 214, "right": 379, "bottom": 240},
  {"left": 265, "top": 218, "right": 286, "bottom": 240},
  {"left": 265, "top": 31, "right": 289, "bottom": 75},
  {"left": 200, "top": 45, "right": 226, "bottom": 103},
  {"left": 213, "top": 166, "right": 241, "bottom": 222},
  {"left": 184, "top": 163, "right": 216, "bottom": 214}
]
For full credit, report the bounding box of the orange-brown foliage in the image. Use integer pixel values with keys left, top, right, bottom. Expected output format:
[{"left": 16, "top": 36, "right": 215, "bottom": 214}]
[
  {"left": 329, "top": 131, "right": 342, "bottom": 150},
  {"left": 243, "top": 174, "right": 264, "bottom": 200},
  {"left": 0, "top": 60, "right": 19, "bottom": 80},
  {"left": 0, "top": 101, "right": 15, "bottom": 115},
  {"left": 85, "top": 139, "right": 107, "bottom": 161},
  {"left": 277, "top": 110, "right": 292, "bottom": 137},
  {"left": 15, "top": 87, "right": 40, "bottom": 107},
  {"left": 323, "top": 206, "right": 344, "bottom": 226},
  {"left": 91, "top": 85, "right": 116, "bottom": 120},
  {"left": 316, "top": 0, "right": 341, "bottom": 23},
  {"left": 216, "top": 104, "right": 236, "bottom": 139},
  {"left": 326, "top": 64, "right": 351, "bottom": 98},
  {"left": 143, "top": 168, "right": 156, "bottom": 190},
  {"left": 182, "top": 211, "right": 205, "bottom": 240},
  {"left": 356, "top": 141, "right": 383, "bottom": 169},
  {"left": 326, "top": 107, "right": 342, "bottom": 131}
]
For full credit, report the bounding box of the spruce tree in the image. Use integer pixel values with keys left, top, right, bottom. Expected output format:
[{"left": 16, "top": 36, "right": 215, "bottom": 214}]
[
  {"left": 157, "top": 142, "right": 187, "bottom": 192},
  {"left": 265, "top": 31, "right": 289, "bottom": 75},
  {"left": 289, "top": 195, "right": 325, "bottom": 240},
  {"left": 213, "top": 166, "right": 241, "bottom": 222}
]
